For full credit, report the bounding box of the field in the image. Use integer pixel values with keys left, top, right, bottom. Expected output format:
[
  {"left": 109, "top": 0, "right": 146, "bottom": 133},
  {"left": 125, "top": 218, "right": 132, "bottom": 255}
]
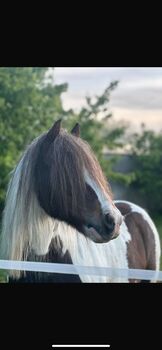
[
  {"left": 0, "top": 269, "right": 7, "bottom": 283},
  {"left": 153, "top": 215, "right": 162, "bottom": 269}
]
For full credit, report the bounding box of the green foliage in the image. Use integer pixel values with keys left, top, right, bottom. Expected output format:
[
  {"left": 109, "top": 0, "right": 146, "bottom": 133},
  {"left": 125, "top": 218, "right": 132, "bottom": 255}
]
[
  {"left": 108, "top": 170, "right": 136, "bottom": 186},
  {"left": 0, "top": 68, "right": 68, "bottom": 214},
  {"left": 153, "top": 215, "right": 162, "bottom": 239},
  {"left": 66, "top": 81, "right": 126, "bottom": 167},
  {"left": 131, "top": 130, "right": 162, "bottom": 214},
  {"left": 0, "top": 270, "right": 7, "bottom": 283},
  {"left": 0, "top": 68, "right": 126, "bottom": 219},
  {"left": 153, "top": 215, "right": 162, "bottom": 269}
]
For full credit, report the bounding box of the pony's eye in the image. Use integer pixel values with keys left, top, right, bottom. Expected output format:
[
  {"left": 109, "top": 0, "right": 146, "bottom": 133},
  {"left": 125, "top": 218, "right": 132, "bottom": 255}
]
[{"left": 85, "top": 184, "right": 98, "bottom": 200}]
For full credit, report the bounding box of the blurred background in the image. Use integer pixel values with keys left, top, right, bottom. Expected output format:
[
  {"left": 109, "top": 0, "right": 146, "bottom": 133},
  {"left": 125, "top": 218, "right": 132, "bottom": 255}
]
[{"left": 0, "top": 67, "right": 162, "bottom": 280}]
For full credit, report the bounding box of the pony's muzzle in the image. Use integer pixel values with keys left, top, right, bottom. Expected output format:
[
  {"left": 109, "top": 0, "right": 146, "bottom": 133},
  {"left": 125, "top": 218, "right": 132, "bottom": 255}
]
[
  {"left": 103, "top": 210, "right": 123, "bottom": 240},
  {"left": 104, "top": 213, "right": 115, "bottom": 233}
]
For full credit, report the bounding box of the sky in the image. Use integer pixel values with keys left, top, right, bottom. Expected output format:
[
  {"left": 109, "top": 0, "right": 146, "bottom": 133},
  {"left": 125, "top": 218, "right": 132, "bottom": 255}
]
[{"left": 53, "top": 67, "right": 162, "bottom": 133}]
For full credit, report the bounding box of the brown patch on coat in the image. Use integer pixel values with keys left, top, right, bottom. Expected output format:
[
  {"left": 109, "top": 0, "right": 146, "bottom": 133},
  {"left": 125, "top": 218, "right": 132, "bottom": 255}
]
[
  {"left": 115, "top": 202, "right": 132, "bottom": 217},
  {"left": 116, "top": 202, "right": 156, "bottom": 283},
  {"left": 9, "top": 237, "right": 81, "bottom": 283}
]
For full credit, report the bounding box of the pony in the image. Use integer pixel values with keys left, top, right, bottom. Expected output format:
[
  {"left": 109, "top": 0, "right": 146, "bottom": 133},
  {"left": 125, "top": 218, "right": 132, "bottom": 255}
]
[{"left": 0, "top": 120, "right": 161, "bottom": 282}]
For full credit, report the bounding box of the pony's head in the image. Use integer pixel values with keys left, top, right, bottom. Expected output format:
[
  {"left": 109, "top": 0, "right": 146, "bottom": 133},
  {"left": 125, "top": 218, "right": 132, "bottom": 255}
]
[
  {"left": 34, "top": 120, "right": 122, "bottom": 243},
  {"left": 0, "top": 120, "right": 123, "bottom": 274}
]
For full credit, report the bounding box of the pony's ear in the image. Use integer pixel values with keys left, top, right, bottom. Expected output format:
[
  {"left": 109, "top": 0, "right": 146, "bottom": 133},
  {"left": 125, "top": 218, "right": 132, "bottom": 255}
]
[
  {"left": 46, "top": 119, "right": 62, "bottom": 143},
  {"left": 71, "top": 123, "right": 80, "bottom": 137}
]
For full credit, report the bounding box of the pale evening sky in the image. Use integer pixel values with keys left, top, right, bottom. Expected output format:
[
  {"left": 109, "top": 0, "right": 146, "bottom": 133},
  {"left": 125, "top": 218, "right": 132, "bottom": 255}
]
[{"left": 53, "top": 67, "right": 162, "bottom": 133}]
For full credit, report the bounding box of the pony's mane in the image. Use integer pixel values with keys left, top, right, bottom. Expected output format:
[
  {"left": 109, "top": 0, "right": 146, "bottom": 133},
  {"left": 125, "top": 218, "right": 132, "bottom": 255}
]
[
  {"left": 34, "top": 129, "right": 112, "bottom": 218},
  {"left": 0, "top": 128, "right": 112, "bottom": 278}
]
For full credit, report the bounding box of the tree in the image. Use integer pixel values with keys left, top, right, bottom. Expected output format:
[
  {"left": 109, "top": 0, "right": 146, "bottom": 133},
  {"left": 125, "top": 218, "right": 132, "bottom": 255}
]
[
  {"left": 0, "top": 67, "right": 67, "bottom": 214},
  {"left": 0, "top": 67, "right": 126, "bottom": 217},
  {"left": 65, "top": 81, "right": 126, "bottom": 174},
  {"left": 130, "top": 128, "right": 162, "bottom": 214}
]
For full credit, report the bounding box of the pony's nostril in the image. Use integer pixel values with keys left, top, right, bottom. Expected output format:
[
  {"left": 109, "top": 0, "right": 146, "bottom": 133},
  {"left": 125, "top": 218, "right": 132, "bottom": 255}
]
[{"left": 104, "top": 214, "right": 115, "bottom": 232}]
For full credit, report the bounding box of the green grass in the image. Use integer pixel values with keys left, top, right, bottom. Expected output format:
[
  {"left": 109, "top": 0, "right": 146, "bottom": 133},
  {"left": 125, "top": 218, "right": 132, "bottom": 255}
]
[
  {"left": 153, "top": 216, "right": 162, "bottom": 238},
  {"left": 0, "top": 270, "right": 8, "bottom": 283},
  {"left": 153, "top": 215, "right": 162, "bottom": 270}
]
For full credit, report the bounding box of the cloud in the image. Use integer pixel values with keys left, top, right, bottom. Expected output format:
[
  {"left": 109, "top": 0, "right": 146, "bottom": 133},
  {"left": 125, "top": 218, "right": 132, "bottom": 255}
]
[
  {"left": 53, "top": 67, "right": 99, "bottom": 79},
  {"left": 54, "top": 67, "right": 162, "bottom": 131},
  {"left": 54, "top": 67, "right": 162, "bottom": 82},
  {"left": 62, "top": 95, "right": 86, "bottom": 111},
  {"left": 110, "top": 86, "right": 162, "bottom": 110},
  {"left": 112, "top": 108, "right": 162, "bottom": 133}
]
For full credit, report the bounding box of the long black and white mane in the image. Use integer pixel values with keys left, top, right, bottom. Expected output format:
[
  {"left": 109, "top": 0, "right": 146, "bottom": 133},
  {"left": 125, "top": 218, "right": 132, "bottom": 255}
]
[{"left": 0, "top": 120, "right": 161, "bottom": 282}]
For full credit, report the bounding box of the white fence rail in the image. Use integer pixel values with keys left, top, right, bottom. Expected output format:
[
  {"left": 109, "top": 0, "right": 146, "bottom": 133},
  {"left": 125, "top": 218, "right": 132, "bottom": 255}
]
[{"left": 0, "top": 259, "right": 162, "bottom": 281}]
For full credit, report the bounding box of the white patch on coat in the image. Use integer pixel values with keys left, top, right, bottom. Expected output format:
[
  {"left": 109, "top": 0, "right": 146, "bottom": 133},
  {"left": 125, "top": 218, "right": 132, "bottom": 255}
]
[
  {"left": 115, "top": 200, "right": 161, "bottom": 273},
  {"left": 50, "top": 218, "right": 131, "bottom": 282}
]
